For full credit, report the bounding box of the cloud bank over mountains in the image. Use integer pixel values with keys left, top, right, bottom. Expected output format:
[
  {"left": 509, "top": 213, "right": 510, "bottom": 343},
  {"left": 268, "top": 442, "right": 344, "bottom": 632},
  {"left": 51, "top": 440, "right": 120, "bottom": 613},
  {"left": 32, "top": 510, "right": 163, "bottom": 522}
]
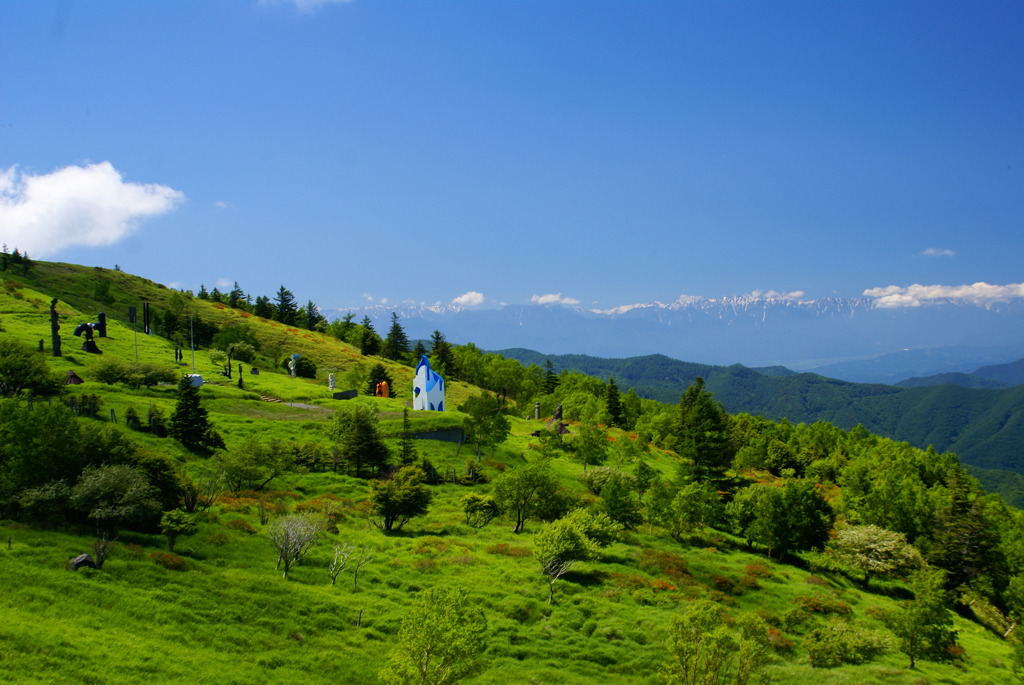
[
  {"left": 0, "top": 162, "right": 184, "bottom": 257},
  {"left": 863, "top": 283, "right": 1024, "bottom": 308}
]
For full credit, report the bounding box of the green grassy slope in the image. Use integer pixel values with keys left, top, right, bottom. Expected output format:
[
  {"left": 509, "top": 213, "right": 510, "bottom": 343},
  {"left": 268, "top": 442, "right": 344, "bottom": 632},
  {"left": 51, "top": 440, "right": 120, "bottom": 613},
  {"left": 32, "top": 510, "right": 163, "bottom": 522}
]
[{"left": 0, "top": 263, "right": 1020, "bottom": 684}]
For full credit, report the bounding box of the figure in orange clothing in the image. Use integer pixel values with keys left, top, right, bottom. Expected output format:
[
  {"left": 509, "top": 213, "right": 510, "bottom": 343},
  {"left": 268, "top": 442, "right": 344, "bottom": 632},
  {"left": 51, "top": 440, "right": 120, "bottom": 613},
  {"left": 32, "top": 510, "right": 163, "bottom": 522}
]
[{"left": 375, "top": 380, "right": 390, "bottom": 398}]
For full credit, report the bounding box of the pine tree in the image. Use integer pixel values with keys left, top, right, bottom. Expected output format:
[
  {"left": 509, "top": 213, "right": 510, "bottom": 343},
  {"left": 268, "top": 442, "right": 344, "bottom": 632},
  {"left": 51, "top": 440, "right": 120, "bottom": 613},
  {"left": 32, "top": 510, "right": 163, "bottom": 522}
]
[
  {"left": 543, "top": 360, "right": 559, "bottom": 394},
  {"left": 227, "top": 282, "right": 245, "bottom": 309},
  {"left": 169, "top": 376, "right": 224, "bottom": 452},
  {"left": 1, "top": 244, "right": 8, "bottom": 272},
  {"left": 366, "top": 363, "right": 395, "bottom": 397},
  {"left": 382, "top": 312, "right": 410, "bottom": 362},
  {"left": 197, "top": 284, "right": 209, "bottom": 300},
  {"left": 274, "top": 285, "right": 298, "bottom": 326},
  {"left": 399, "top": 408, "right": 418, "bottom": 465},
  {"left": 253, "top": 295, "right": 274, "bottom": 318},
  {"left": 606, "top": 376, "right": 623, "bottom": 427},
  {"left": 359, "top": 316, "right": 381, "bottom": 356},
  {"left": 430, "top": 330, "right": 456, "bottom": 379},
  {"left": 209, "top": 287, "right": 223, "bottom": 303},
  {"left": 677, "top": 377, "right": 734, "bottom": 480},
  {"left": 304, "top": 300, "right": 324, "bottom": 331}
]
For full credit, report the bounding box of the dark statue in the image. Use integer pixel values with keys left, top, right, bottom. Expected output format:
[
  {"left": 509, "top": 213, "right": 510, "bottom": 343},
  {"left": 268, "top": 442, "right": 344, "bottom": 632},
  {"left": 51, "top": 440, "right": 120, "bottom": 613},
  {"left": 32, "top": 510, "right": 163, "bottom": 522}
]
[{"left": 49, "top": 298, "right": 62, "bottom": 357}]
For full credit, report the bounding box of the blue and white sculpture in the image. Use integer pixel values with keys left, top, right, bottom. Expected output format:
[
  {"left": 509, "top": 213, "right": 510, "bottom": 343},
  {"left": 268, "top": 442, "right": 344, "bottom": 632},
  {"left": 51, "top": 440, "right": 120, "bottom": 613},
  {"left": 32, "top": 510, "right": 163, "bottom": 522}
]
[{"left": 413, "top": 355, "right": 445, "bottom": 411}]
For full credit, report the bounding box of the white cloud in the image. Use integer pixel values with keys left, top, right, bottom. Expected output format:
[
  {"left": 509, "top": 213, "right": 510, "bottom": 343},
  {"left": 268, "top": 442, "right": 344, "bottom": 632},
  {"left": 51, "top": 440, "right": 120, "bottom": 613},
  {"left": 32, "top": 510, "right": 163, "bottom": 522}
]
[
  {"left": 259, "top": 0, "right": 352, "bottom": 13},
  {"left": 531, "top": 293, "right": 579, "bottom": 305},
  {"left": 214, "top": 200, "right": 230, "bottom": 210},
  {"left": 920, "top": 247, "right": 956, "bottom": 257},
  {"left": 452, "top": 291, "right": 484, "bottom": 306},
  {"left": 214, "top": 278, "right": 233, "bottom": 289},
  {"left": 863, "top": 282, "right": 1024, "bottom": 308},
  {"left": 0, "top": 162, "right": 184, "bottom": 257}
]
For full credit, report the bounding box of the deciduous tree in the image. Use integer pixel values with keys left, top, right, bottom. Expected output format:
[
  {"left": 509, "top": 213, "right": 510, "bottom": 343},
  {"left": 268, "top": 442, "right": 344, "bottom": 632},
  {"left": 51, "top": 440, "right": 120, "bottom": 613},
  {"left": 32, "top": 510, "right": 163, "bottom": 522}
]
[
  {"left": 369, "top": 466, "right": 433, "bottom": 532},
  {"left": 380, "top": 586, "right": 488, "bottom": 685},
  {"left": 883, "top": 568, "right": 960, "bottom": 669},
  {"left": 266, "top": 512, "right": 327, "bottom": 579},
  {"left": 491, "top": 461, "right": 559, "bottom": 533},
  {"left": 829, "top": 524, "right": 924, "bottom": 587}
]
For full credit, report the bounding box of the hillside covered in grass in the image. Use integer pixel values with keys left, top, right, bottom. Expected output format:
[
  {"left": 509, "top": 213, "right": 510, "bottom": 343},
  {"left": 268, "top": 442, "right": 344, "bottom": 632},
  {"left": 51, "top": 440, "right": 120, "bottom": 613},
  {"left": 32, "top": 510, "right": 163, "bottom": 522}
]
[{"left": 2, "top": 260, "right": 1024, "bottom": 684}]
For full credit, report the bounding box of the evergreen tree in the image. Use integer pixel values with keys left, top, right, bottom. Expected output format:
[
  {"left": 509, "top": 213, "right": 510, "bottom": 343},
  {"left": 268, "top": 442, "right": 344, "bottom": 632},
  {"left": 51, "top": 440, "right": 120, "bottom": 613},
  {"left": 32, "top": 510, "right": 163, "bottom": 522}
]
[
  {"left": 209, "top": 286, "right": 223, "bottom": 303},
  {"left": 543, "top": 359, "right": 559, "bottom": 394},
  {"left": 359, "top": 316, "right": 381, "bottom": 356},
  {"left": 20, "top": 251, "right": 31, "bottom": 274},
  {"left": 254, "top": 295, "right": 274, "bottom": 318},
  {"left": 0, "top": 244, "right": 8, "bottom": 271},
  {"left": 382, "top": 312, "right": 410, "bottom": 362},
  {"left": 929, "top": 468, "right": 1004, "bottom": 590},
  {"left": 677, "top": 377, "right": 734, "bottom": 480},
  {"left": 430, "top": 330, "right": 457, "bottom": 379},
  {"left": 606, "top": 376, "right": 623, "bottom": 427},
  {"left": 274, "top": 285, "right": 299, "bottom": 326},
  {"left": 338, "top": 312, "right": 357, "bottom": 342},
  {"left": 330, "top": 404, "right": 390, "bottom": 478},
  {"left": 197, "top": 284, "right": 209, "bottom": 300},
  {"left": 621, "top": 388, "right": 643, "bottom": 430},
  {"left": 399, "top": 408, "right": 418, "bottom": 465},
  {"left": 169, "top": 376, "right": 224, "bottom": 452},
  {"left": 227, "top": 282, "right": 245, "bottom": 309},
  {"left": 304, "top": 300, "right": 324, "bottom": 331},
  {"left": 412, "top": 339, "right": 428, "bottom": 360},
  {"left": 366, "top": 363, "right": 395, "bottom": 396}
]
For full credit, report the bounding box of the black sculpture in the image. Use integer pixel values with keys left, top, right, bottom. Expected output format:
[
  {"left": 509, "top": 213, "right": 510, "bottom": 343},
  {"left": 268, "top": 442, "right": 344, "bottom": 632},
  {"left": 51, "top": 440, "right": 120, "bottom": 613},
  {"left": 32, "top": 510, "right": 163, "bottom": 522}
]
[
  {"left": 73, "top": 322, "right": 102, "bottom": 354},
  {"left": 49, "top": 298, "right": 62, "bottom": 357}
]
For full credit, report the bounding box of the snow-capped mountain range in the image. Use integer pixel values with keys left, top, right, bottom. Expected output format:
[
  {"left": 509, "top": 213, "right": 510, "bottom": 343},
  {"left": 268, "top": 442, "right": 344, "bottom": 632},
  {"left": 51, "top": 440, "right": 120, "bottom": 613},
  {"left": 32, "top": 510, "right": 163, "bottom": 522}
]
[{"left": 334, "top": 294, "right": 1024, "bottom": 384}]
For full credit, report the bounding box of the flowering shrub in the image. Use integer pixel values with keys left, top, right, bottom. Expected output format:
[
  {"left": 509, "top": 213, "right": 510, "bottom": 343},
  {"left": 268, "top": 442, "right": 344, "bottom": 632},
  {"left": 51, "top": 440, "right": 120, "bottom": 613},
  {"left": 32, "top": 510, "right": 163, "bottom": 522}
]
[
  {"left": 150, "top": 552, "right": 188, "bottom": 571},
  {"left": 637, "top": 549, "right": 690, "bottom": 580},
  {"left": 225, "top": 518, "right": 257, "bottom": 535},
  {"left": 793, "top": 594, "right": 852, "bottom": 616}
]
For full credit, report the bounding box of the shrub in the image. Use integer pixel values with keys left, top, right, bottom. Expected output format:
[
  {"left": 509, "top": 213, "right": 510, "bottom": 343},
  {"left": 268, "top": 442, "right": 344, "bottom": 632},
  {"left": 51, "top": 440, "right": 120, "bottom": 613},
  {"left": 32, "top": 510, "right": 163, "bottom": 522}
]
[
  {"left": 150, "top": 552, "right": 188, "bottom": 571},
  {"left": 413, "top": 558, "right": 437, "bottom": 572},
  {"left": 766, "top": 627, "right": 794, "bottom": 653},
  {"left": 486, "top": 543, "right": 531, "bottom": 558},
  {"left": 225, "top": 518, "right": 257, "bottom": 534},
  {"left": 793, "top": 594, "right": 852, "bottom": 616},
  {"left": 579, "top": 467, "right": 633, "bottom": 496},
  {"left": 499, "top": 597, "right": 542, "bottom": 624},
  {"left": 637, "top": 549, "right": 690, "bottom": 580},
  {"left": 805, "top": 618, "right": 891, "bottom": 668}
]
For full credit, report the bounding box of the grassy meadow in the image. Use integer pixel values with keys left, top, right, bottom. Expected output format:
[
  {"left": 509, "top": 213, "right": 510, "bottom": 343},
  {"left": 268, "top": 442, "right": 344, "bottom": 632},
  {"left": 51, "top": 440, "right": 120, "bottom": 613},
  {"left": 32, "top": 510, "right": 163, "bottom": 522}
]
[{"left": 0, "top": 262, "right": 1021, "bottom": 683}]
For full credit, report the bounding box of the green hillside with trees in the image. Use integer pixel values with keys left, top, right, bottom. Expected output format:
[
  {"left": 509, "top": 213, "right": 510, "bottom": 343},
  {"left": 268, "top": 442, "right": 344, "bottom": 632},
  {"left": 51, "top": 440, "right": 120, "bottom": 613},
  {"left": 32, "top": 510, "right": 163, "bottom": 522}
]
[
  {"left": 2, "top": 259, "right": 1024, "bottom": 684},
  {"left": 497, "top": 349, "right": 1024, "bottom": 495}
]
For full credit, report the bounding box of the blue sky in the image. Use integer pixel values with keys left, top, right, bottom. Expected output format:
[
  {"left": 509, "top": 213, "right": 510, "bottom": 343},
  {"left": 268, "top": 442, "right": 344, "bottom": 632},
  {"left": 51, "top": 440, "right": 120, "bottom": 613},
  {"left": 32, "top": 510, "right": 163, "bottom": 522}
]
[{"left": 1, "top": 0, "right": 1022, "bottom": 313}]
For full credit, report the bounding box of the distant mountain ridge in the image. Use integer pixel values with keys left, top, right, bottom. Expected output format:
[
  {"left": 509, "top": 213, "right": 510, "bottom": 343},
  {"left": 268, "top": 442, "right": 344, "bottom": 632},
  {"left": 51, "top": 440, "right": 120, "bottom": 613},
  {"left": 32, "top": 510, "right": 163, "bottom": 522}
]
[
  {"left": 493, "top": 348, "right": 1024, "bottom": 485},
  {"left": 342, "top": 296, "right": 1024, "bottom": 382}
]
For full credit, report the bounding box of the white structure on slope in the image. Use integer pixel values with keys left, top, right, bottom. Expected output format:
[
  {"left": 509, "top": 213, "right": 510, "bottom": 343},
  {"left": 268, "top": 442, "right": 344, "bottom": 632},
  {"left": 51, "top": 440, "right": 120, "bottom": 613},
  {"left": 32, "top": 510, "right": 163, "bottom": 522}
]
[{"left": 413, "top": 355, "right": 445, "bottom": 411}]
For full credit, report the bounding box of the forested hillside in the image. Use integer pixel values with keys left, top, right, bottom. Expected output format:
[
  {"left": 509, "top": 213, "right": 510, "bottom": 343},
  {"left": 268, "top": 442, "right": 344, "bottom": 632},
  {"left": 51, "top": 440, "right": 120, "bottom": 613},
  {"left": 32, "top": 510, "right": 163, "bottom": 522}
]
[
  {"left": 2, "top": 260, "right": 1024, "bottom": 684},
  {"left": 497, "top": 348, "right": 1024, "bottom": 483}
]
